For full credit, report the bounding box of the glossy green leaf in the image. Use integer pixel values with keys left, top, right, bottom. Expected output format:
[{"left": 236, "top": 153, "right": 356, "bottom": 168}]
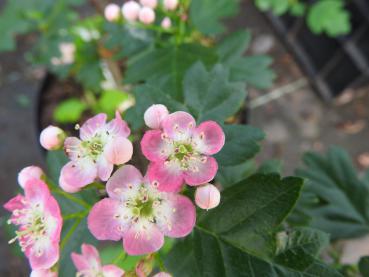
[{"left": 53, "top": 98, "right": 87, "bottom": 124}]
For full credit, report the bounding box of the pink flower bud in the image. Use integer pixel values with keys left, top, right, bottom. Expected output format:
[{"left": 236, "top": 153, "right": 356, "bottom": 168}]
[
  {"left": 195, "top": 184, "right": 221, "bottom": 210},
  {"left": 161, "top": 17, "right": 171, "bottom": 29},
  {"left": 40, "top": 125, "right": 65, "bottom": 150},
  {"left": 144, "top": 104, "right": 169, "bottom": 129},
  {"left": 140, "top": 0, "right": 157, "bottom": 9},
  {"left": 139, "top": 6, "right": 155, "bottom": 25},
  {"left": 122, "top": 1, "right": 141, "bottom": 22},
  {"left": 104, "top": 3, "right": 121, "bottom": 22},
  {"left": 163, "top": 0, "right": 178, "bottom": 10},
  {"left": 18, "top": 166, "right": 44, "bottom": 188}
]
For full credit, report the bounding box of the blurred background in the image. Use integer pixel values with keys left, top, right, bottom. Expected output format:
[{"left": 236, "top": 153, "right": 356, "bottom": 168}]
[{"left": 1, "top": 0, "right": 369, "bottom": 275}]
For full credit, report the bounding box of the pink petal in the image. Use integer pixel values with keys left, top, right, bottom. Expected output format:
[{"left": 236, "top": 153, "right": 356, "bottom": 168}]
[
  {"left": 43, "top": 196, "right": 63, "bottom": 241},
  {"left": 102, "top": 265, "right": 125, "bottom": 277},
  {"left": 30, "top": 269, "right": 57, "bottom": 277},
  {"left": 123, "top": 224, "right": 164, "bottom": 255},
  {"left": 161, "top": 111, "right": 196, "bottom": 140},
  {"left": 195, "top": 184, "right": 221, "bottom": 210},
  {"left": 59, "top": 160, "right": 97, "bottom": 192},
  {"left": 144, "top": 104, "right": 169, "bottom": 129},
  {"left": 88, "top": 198, "right": 128, "bottom": 241},
  {"left": 59, "top": 173, "right": 81, "bottom": 193},
  {"left": 106, "top": 111, "right": 130, "bottom": 138},
  {"left": 97, "top": 156, "right": 114, "bottom": 181},
  {"left": 106, "top": 165, "right": 143, "bottom": 200},
  {"left": 161, "top": 195, "right": 196, "bottom": 238},
  {"left": 71, "top": 253, "right": 90, "bottom": 272},
  {"left": 18, "top": 166, "right": 44, "bottom": 188},
  {"left": 24, "top": 179, "right": 51, "bottom": 205},
  {"left": 81, "top": 244, "right": 101, "bottom": 270},
  {"left": 193, "top": 121, "right": 225, "bottom": 155},
  {"left": 64, "top": 137, "right": 82, "bottom": 160},
  {"left": 148, "top": 161, "right": 184, "bottom": 192},
  {"left": 80, "top": 113, "right": 107, "bottom": 140},
  {"left": 153, "top": 272, "right": 172, "bottom": 277},
  {"left": 3, "top": 194, "right": 24, "bottom": 212},
  {"left": 104, "top": 137, "right": 133, "bottom": 165},
  {"left": 184, "top": 156, "right": 218, "bottom": 186},
  {"left": 141, "top": 130, "right": 172, "bottom": 162},
  {"left": 28, "top": 240, "right": 59, "bottom": 270}
]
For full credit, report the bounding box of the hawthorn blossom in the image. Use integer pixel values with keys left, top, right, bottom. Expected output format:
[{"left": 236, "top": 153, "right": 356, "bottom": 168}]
[
  {"left": 139, "top": 7, "right": 155, "bottom": 25},
  {"left": 104, "top": 3, "right": 121, "bottom": 22},
  {"left": 144, "top": 104, "right": 169, "bottom": 129},
  {"left": 4, "top": 179, "right": 62, "bottom": 270},
  {"left": 163, "top": 0, "right": 178, "bottom": 11},
  {"left": 161, "top": 17, "right": 171, "bottom": 29},
  {"left": 18, "top": 166, "right": 44, "bottom": 188},
  {"left": 40, "top": 125, "right": 65, "bottom": 150},
  {"left": 60, "top": 112, "right": 133, "bottom": 193},
  {"left": 122, "top": 1, "right": 141, "bottom": 22},
  {"left": 88, "top": 165, "right": 196, "bottom": 255},
  {"left": 141, "top": 111, "right": 225, "bottom": 192},
  {"left": 153, "top": 273, "right": 172, "bottom": 277},
  {"left": 71, "top": 244, "right": 124, "bottom": 277},
  {"left": 195, "top": 184, "right": 220, "bottom": 210},
  {"left": 140, "top": 0, "right": 157, "bottom": 9},
  {"left": 30, "top": 269, "right": 57, "bottom": 277},
  {"left": 51, "top": 43, "right": 75, "bottom": 65}
]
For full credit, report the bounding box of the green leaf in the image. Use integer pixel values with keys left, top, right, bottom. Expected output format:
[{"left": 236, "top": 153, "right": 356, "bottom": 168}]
[
  {"left": 216, "top": 160, "right": 257, "bottom": 189},
  {"left": 95, "top": 90, "right": 131, "bottom": 117},
  {"left": 359, "top": 256, "right": 369, "bottom": 276},
  {"left": 190, "top": 0, "right": 240, "bottom": 35},
  {"left": 215, "top": 124, "right": 265, "bottom": 167},
  {"left": 255, "top": 0, "right": 290, "bottom": 15},
  {"left": 217, "top": 30, "right": 251, "bottom": 65},
  {"left": 307, "top": 0, "right": 350, "bottom": 37},
  {"left": 258, "top": 160, "right": 283, "bottom": 175},
  {"left": 125, "top": 44, "right": 218, "bottom": 100},
  {"left": 183, "top": 63, "right": 246, "bottom": 123},
  {"left": 53, "top": 98, "right": 87, "bottom": 124},
  {"left": 293, "top": 146, "right": 369, "bottom": 240}
]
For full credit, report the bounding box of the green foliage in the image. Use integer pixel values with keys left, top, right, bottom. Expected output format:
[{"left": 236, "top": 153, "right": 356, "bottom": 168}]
[
  {"left": 292, "top": 147, "right": 369, "bottom": 240},
  {"left": 190, "top": 0, "right": 241, "bottom": 36},
  {"left": 95, "top": 89, "right": 131, "bottom": 117},
  {"left": 53, "top": 98, "right": 87, "bottom": 124},
  {"left": 166, "top": 174, "right": 339, "bottom": 276},
  {"left": 359, "top": 256, "right": 369, "bottom": 276},
  {"left": 255, "top": 0, "right": 291, "bottom": 15}
]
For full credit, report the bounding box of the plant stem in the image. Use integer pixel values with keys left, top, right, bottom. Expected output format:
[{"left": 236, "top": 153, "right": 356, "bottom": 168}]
[
  {"left": 62, "top": 211, "right": 88, "bottom": 221},
  {"left": 156, "top": 253, "right": 167, "bottom": 272},
  {"left": 52, "top": 188, "right": 91, "bottom": 209},
  {"left": 60, "top": 216, "right": 84, "bottom": 251},
  {"left": 112, "top": 250, "right": 126, "bottom": 265}
]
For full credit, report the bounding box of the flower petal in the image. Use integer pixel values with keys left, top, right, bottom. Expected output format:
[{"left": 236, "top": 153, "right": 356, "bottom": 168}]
[
  {"left": 30, "top": 269, "right": 57, "bottom": 277},
  {"left": 141, "top": 130, "right": 173, "bottom": 162},
  {"left": 43, "top": 195, "right": 63, "bottom": 241},
  {"left": 59, "top": 159, "right": 97, "bottom": 192},
  {"left": 80, "top": 113, "right": 107, "bottom": 140},
  {"left": 123, "top": 223, "right": 164, "bottom": 255},
  {"left": 104, "top": 137, "right": 133, "bottom": 165},
  {"left": 193, "top": 121, "right": 225, "bottom": 155},
  {"left": 184, "top": 156, "right": 218, "bottom": 186},
  {"left": 71, "top": 252, "right": 90, "bottom": 272},
  {"left": 148, "top": 161, "right": 184, "bottom": 192},
  {"left": 159, "top": 195, "right": 196, "bottom": 238},
  {"left": 88, "top": 198, "right": 128, "bottom": 241},
  {"left": 161, "top": 111, "right": 195, "bottom": 141},
  {"left": 97, "top": 156, "right": 114, "bottom": 181},
  {"left": 106, "top": 111, "right": 130, "bottom": 138},
  {"left": 81, "top": 243, "right": 101, "bottom": 270},
  {"left": 3, "top": 194, "right": 24, "bottom": 212},
  {"left": 24, "top": 179, "right": 50, "bottom": 205},
  {"left": 28, "top": 239, "right": 59, "bottom": 270},
  {"left": 102, "top": 265, "right": 125, "bottom": 277},
  {"left": 106, "top": 165, "right": 143, "bottom": 200},
  {"left": 64, "top": 137, "right": 82, "bottom": 161}
]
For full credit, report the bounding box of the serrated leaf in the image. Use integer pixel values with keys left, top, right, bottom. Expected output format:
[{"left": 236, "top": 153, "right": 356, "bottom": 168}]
[
  {"left": 190, "top": 0, "right": 240, "bottom": 35},
  {"left": 217, "top": 30, "right": 251, "bottom": 65},
  {"left": 293, "top": 146, "right": 369, "bottom": 240},
  {"left": 307, "top": 0, "right": 350, "bottom": 37},
  {"left": 53, "top": 98, "right": 87, "bottom": 124},
  {"left": 215, "top": 124, "right": 265, "bottom": 167},
  {"left": 183, "top": 63, "right": 246, "bottom": 123}
]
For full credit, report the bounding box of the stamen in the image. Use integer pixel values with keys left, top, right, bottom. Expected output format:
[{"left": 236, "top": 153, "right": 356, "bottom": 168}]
[{"left": 199, "top": 132, "right": 205, "bottom": 140}]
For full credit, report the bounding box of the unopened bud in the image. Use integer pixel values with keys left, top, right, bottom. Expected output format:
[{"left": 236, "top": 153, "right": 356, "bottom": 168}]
[
  {"left": 18, "top": 166, "right": 44, "bottom": 188},
  {"left": 139, "top": 6, "right": 155, "bottom": 25},
  {"left": 161, "top": 17, "right": 171, "bottom": 29},
  {"left": 163, "top": 0, "right": 178, "bottom": 11},
  {"left": 40, "top": 125, "right": 65, "bottom": 150},
  {"left": 144, "top": 104, "right": 169, "bottom": 129},
  {"left": 104, "top": 3, "right": 121, "bottom": 22},
  {"left": 195, "top": 184, "right": 220, "bottom": 210},
  {"left": 122, "top": 1, "right": 141, "bottom": 22},
  {"left": 140, "top": 0, "right": 157, "bottom": 9}
]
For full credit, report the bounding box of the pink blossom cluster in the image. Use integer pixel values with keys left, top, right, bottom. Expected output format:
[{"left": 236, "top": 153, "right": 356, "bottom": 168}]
[
  {"left": 105, "top": 0, "right": 180, "bottom": 29},
  {"left": 5, "top": 105, "right": 224, "bottom": 275}
]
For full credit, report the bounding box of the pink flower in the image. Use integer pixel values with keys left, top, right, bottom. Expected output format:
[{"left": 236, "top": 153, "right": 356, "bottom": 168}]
[
  {"left": 18, "top": 166, "right": 44, "bottom": 188},
  {"left": 153, "top": 272, "right": 172, "bottom": 277},
  {"left": 71, "top": 243, "right": 124, "bottom": 277},
  {"left": 163, "top": 0, "right": 178, "bottom": 10},
  {"left": 144, "top": 104, "right": 169, "bottom": 129},
  {"left": 30, "top": 269, "right": 57, "bottom": 277},
  {"left": 104, "top": 3, "right": 121, "bottom": 22},
  {"left": 161, "top": 17, "right": 171, "bottom": 29},
  {"left": 195, "top": 184, "right": 220, "bottom": 210},
  {"left": 40, "top": 125, "right": 65, "bottom": 150},
  {"left": 138, "top": 7, "right": 155, "bottom": 25},
  {"left": 122, "top": 1, "right": 141, "bottom": 22},
  {"left": 140, "top": 0, "right": 157, "bottom": 8},
  {"left": 141, "top": 111, "right": 225, "bottom": 192},
  {"left": 88, "top": 165, "right": 196, "bottom": 255},
  {"left": 4, "top": 179, "right": 62, "bottom": 270},
  {"left": 60, "top": 112, "right": 133, "bottom": 193}
]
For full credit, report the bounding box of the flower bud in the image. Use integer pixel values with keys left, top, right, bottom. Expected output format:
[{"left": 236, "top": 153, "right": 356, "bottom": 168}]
[
  {"left": 135, "top": 254, "right": 154, "bottom": 277},
  {"left": 144, "top": 104, "right": 169, "bottom": 129},
  {"left": 138, "top": 6, "right": 155, "bottom": 25},
  {"left": 195, "top": 184, "right": 220, "bottom": 210},
  {"left": 18, "top": 166, "right": 44, "bottom": 188},
  {"left": 140, "top": 0, "right": 157, "bottom": 9},
  {"left": 163, "top": 0, "right": 178, "bottom": 10},
  {"left": 40, "top": 125, "right": 65, "bottom": 150},
  {"left": 153, "top": 273, "right": 172, "bottom": 277},
  {"left": 104, "top": 3, "right": 121, "bottom": 22},
  {"left": 122, "top": 1, "right": 141, "bottom": 22},
  {"left": 161, "top": 17, "right": 171, "bottom": 29}
]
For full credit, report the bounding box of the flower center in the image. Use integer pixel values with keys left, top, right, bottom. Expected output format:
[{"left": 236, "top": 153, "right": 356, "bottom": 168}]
[
  {"left": 174, "top": 143, "right": 193, "bottom": 161},
  {"left": 82, "top": 137, "right": 104, "bottom": 158}
]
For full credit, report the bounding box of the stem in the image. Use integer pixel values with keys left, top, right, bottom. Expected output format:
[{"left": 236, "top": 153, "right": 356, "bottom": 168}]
[
  {"left": 52, "top": 188, "right": 91, "bottom": 209},
  {"left": 112, "top": 250, "right": 126, "bottom": 265},
  {"left": 63, "top": 211, "right": 88, "bottom": 221},
  {"left": 60, "top": 216, "right": 84, "bottom": 251},
  {"left": 155, "top": 253, "right": 167, "bottom": 272}
]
